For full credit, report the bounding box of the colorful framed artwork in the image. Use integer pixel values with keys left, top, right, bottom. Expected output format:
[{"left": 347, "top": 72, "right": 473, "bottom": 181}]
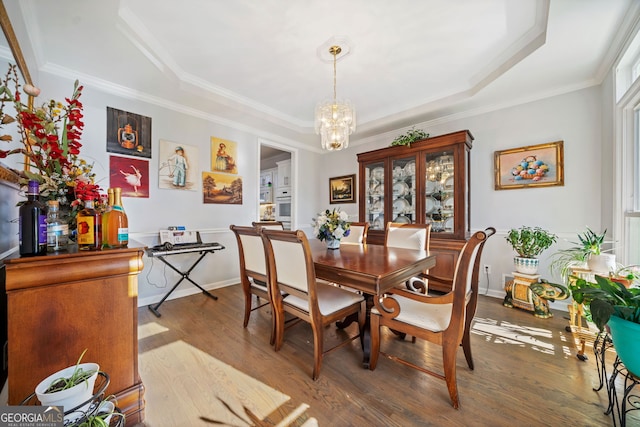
[
  {"left": 329, "top": 174, "right": 356, "bottom": 204},
  {"left": 109, "top": 156, "right": 149, "bottom": 198},
  {"left": 106, "top": 107, "right": 152, "bottom": 159},
  {"left": 202, "top": 172, "right": 243, "bottom": 204},
  {"left": 158, "top": 139, "right": 198, "bottom": 191},
  {"left": 494, "top": 141, "right": 564, "bottom": 190},
  {"left": 211, "top": 137, "right": 238, "bottom": 174}
]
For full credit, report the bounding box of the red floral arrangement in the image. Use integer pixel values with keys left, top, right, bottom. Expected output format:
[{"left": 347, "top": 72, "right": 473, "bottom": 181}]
[{"left": 0, "top": 64, "right": 103, "bottom": 206}]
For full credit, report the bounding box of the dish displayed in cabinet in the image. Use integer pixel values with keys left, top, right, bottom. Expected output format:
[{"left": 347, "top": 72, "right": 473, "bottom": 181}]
[
  {"left": 370, "top": 183, "right": 383, "bottom": 196},
  {"left": 442, "top": 195, "right": 454, "bottom": 210},
  {"left": 369, "top": 199, "right": 383, "bottom": 213},
  {"left": 403, "top": 160, "right": 415, "bottom": 176},
  {"left": 425, "top": 196, "right": 436, "bottom": 214},
  {"left": 443, "top": 175, "right": 454, "bottom": 190},
  {"left": 425, "top": 179, "right": 438, "bottom": 195},
  {"left": 393, "top": 181, "right": 409, "bottom": 196},
  {"left": 393, "top": 166, "right": 404, "bottom": 179},
  {"left": 444, "top": 216, "right": 454, "bottom": 231},
  {"left": 393, "top": 215, "right": 411, "bottom": 224},
  {"left": 371, "top": 167, "right": 384, "bottom": 181},
  {"left": 372, "top": 215, "right": 384, "bottom": 230},
  {"left": 393, "top": 197, "right": 411, "bottom": 213}
]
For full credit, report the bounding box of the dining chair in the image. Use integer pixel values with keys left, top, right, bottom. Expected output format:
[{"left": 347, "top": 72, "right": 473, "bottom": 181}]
[
  {"left": 252, "top": 221, "right": 285, "bottom": 230},
  {"left": 261, "top": 229, "right": 366, "bottom": 380},
  {"left": 369, "top": 227, "right": 494, "bottom": 409},
  {"left": 229, "top": 225, "right": 275, "bottom": 344},
  {"left": 384, "top": 222, "right": 431, "bottom": 292},
  {"left": 340, "top": 221, "right": 369, "bottom": 244}
]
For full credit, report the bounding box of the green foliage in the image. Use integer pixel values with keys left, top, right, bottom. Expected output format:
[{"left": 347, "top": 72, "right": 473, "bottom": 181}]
[
  {"left": 77, "top": 396, "right": 123, "bottom": 427},
  {"left": 576, "top": 227, "right": 607, "bottom": 256},
  {"left": 505, "top": 226, "right": 557, "bottom": 258},
  {"left": 572, "top": 275, "right": 640, "bottom": 331},
  {"left": 45, "top": 349, "right": 96, "bottom": 393},
  {"left": 390, "top": 127, "right": 429, "bottom": 147},
  {"left": 549, "top": 227, "right": 610, "bottom": 283}
]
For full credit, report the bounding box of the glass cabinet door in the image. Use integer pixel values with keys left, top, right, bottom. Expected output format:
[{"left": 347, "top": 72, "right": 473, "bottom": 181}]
[
  {"left": 364, "top": 161, "right": 385, "bottom": 230},
  {"left": 425, "top": 150, "right": 454, "bottom": 233},
  {"left": 391, "top": 156, "right": 417, "bottom": 224}
]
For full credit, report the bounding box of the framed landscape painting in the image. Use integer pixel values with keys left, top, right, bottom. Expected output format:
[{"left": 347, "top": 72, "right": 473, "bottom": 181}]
[
  {"left": 329, "top": 174, "right": 356, "bottom": 203},
  {"left": 494, "top": 141, "right": 564, "bottom": 190}
]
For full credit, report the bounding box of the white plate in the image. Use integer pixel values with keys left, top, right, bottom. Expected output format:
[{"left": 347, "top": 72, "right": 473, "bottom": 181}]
[
  {"left": 371, "top": 167, "right": 384, "bottom": 181},
  {"left": 393, "top": 215, "right": 411, "bottom": 224},
  {"left": 425, "top": 196, "right": 436, "bottom": 214},
  {"left": 393, "top": 181, "right": 409, "bottom": 196},
  {"left": 403, "top": 160, "right": 415, "bottom": 176},
  {"left": 393, "top": 197, "right": 410, "bottom": 213},
  {"left": 444, "top": 217, "right": 454, "bottom": 231},
  {"left": 393, "top": 166, "right": 404, "bottom": 179},
  {"left": 442, "top": 196, "right": 454, "bottom": 210},
  {"left": 444, "top": 175, "right": 454, "bottom": 190},
  {"left": 372, "top": 215, "right": 384, "bottom": 230},
  {"left": 371, "top": 183, "right": 382, "bottom": 196},
  {"left": 425, "top": 180, "right": 437, "bottom": 194}
]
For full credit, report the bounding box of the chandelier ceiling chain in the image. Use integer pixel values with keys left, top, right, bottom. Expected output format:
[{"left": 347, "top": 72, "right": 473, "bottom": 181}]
[{"left": 314, "top": 44, "right": 356, "bottom": 151}]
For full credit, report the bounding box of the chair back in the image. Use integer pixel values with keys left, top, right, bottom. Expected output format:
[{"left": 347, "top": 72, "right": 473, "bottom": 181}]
[
  {"left": 252, "top": 221, "right": 285, "bottom": 230},
  {"left": 448, "top": 229, "right": 491, "bottom": 324},
  {"left": 340, "top": 222, "right": 369, "bottom": 244},
  {"left": 230, "top": 225, "right": 267, "bottom": 281},
  {"left": 384, "top": 222, "right": 431, "bottom": 250},
  {"left": 262, "top": 229, "right": 316, "bottom": 301}
]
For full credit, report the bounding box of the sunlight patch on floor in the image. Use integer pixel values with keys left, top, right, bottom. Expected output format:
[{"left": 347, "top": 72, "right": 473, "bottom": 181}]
[
  {"left": 139, "top": 340, "right": 312, "bottom": 426},
  {"left": 472, "top": 316, "right": 556, "bottom": 354},
  {"left": 138, "top": 321, "right": 169, "bottom": 339}
]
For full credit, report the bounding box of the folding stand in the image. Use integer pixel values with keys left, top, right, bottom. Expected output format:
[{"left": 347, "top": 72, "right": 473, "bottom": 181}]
[{"left": 147, "top": 243, "right": 225, "bottom": 317}]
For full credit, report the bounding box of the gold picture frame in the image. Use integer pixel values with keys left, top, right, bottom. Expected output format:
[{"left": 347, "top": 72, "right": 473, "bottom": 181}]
[
  {"left": 329, "top": 174, "right": 356, "bottom": 204},
  {"left": 494, "top": 141, "right": 564, "bottom": 190}
]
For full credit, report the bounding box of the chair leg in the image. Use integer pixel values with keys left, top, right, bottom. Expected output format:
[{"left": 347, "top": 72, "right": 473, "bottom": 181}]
[
  {"left": 273, "top": 306, "right": 285, "bottom": 352},
  {"left": 369, "top": 314, "right": 381, "bottom": 370},
  {"left": 461, "top": 326, "right": 474, "bottom": 370},
  {"left": 442, "top": 344, "right": 460, "bottom": 409},
  {"left": 243, "top": 291, "right": 252, "bottom": 328},
  {"left": 312, "top": 324, "right": 324, "bottom": 381}
]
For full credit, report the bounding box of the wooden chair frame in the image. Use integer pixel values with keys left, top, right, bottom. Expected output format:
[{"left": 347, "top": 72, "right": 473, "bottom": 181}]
[
  {"left": 384, "top": 222, "right": 432, "bottom": 292},
  {"left": 370, "top": 227, "right": 495, "bottom": 409},
  {"left": 262, "top": 229, "right": 365, "bottom": 380},
  {"left": 252, "top": 221, "right": 285, "bottom": 230},
  {"left": 230, "top": 225, "right": 274, "bottom": 343},
  {"left": 340, "top": 221, "right": 370, "bottom": 244}
]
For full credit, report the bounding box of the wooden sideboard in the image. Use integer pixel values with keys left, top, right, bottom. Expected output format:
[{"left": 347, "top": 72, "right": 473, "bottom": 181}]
[{"left": 3, "top": 245, "right": 145, "bottom": 425}]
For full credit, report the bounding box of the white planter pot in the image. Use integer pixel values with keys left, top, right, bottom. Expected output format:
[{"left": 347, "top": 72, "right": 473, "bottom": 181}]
[
  {"left": 35, "top": 362, "right": 99, "bottom": 421},
  {"left": 587, "top": 253, "right": 616, "bottom": 274},
  {"left": 514, "top": 256, "right": 539, "bottom": 275}
]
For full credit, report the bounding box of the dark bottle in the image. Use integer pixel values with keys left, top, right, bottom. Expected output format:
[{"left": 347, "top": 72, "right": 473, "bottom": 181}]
[
  {"left": 19, "top": 180, "right": 48, "bottom": 256},
  {"left": 76, "top": 197, "right": 102, "bottom": 250}
]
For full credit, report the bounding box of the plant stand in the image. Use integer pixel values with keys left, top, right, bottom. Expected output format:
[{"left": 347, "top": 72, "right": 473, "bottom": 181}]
[{"left": 503, "top": 272, "right": 566, "bottom": 318}]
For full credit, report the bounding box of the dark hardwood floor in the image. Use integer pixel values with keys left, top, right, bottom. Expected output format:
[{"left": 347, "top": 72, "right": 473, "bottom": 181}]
[{"left": 136, "top": 284, "right": 622, "bottom": 426}]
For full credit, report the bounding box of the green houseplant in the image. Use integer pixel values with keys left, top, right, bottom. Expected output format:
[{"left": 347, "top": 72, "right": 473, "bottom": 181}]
[
  {"left": 505, "top": 226, "right": 557, "bottom": 274},
  {"left": 550, "top": 228, "right": 615, "bottom": 281},
  {"left": 390, "top": 127, "right": 429, "bottom": 147},
  {"left": 572, "top": 275, "right": 640, "bottom": 376}
]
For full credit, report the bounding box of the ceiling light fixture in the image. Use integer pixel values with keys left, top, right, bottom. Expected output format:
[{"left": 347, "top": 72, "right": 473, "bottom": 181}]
[{"left": 314, "top": 45, "right": 356, "bottom": 151}]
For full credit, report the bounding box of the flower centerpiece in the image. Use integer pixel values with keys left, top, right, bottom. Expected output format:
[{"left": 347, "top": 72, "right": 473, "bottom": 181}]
[
  {"left": 0, "top": 64, "right": 104, "bottom": 226},
  {"left": 312, "top": 208, "right": 351, "bottom": 249}
]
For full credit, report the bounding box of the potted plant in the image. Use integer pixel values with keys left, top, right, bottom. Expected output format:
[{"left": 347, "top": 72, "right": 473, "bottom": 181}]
[
  {"left": 390, "top": 127, "right": 429, "bottom": 147},
  {"left": 550, "top": 228, "right": 615, "bottom": 280},
  {"left": 505, "top": 226, "right": 557, "bottom": 274},
  {"left": 572, "top": 275, "right": 640, "bottom": 376},
  {"left": 35, "top": 349, "right": 100, "bottom": 421},
  {"left": 312, "top": 208, "right": 351, "bottom": 249},
  {"left": 76, "top": 395, "right": 124, "bottom": 427}
]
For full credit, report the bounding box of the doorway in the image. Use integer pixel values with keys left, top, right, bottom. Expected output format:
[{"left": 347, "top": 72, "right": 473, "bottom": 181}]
[{"left": 259, "top": 139, "right": 295, "bottom": 230}]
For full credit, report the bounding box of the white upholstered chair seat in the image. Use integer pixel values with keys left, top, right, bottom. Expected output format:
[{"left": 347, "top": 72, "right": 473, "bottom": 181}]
[
  {"left": 371, "top": 295, "right": 453, "bottom": 332},
  {"left": 283, "top": 283, "right": 365, "bottom": 315}
]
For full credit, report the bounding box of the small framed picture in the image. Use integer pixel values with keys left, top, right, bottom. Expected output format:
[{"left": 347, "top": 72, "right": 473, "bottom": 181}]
[
  {"left": 494, "top": 141, "right": 564, "bottom": 190},
  {"left": 329, "top": 174, "right": 356, "bottom": 204}
]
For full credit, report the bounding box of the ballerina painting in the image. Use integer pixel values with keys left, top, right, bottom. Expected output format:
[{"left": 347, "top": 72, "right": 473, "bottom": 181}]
[{"left": 109, "top": 156, "right": 149, "bottom": 197}]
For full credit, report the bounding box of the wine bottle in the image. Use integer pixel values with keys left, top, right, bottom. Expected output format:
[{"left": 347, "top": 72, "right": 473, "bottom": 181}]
[
  {"left": 76, "top": 197, "right": 101, "bottom": 250},
  {"left": 46, "top": 200, "right": 69, "bottom": 251},
  {"left": 19, "top": 180, "right": 48, "bottom": 256},
  {"left": 103, "top": 187, "right": 128, "bottom": 248}
]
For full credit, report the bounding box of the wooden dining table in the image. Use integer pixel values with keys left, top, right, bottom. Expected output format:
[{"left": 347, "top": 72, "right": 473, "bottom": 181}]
[{"left": 309, "top": 239, "right": 436, "bottom": 367}]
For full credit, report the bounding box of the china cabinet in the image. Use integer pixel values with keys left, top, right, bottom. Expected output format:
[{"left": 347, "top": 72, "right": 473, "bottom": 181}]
[{"left": 357, "top": 130, "right": 473, "bottom": 292}]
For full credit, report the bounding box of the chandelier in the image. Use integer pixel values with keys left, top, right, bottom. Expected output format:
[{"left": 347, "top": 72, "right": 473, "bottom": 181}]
[{"left": 314, "top": 45, "right": 356, "bottom": 151}]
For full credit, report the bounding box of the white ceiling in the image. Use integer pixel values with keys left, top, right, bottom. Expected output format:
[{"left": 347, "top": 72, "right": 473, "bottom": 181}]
[{"left": 6, "top": 0, "right": 638, "bottom": 151}]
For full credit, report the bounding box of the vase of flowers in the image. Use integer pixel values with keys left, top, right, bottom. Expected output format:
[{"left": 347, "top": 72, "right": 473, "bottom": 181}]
[
  {"left": 0, "top": 64, "right": 104, "bottom": 232},
  {"left": 312, "top": 208, "right": 351, "bottom": 249}
]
